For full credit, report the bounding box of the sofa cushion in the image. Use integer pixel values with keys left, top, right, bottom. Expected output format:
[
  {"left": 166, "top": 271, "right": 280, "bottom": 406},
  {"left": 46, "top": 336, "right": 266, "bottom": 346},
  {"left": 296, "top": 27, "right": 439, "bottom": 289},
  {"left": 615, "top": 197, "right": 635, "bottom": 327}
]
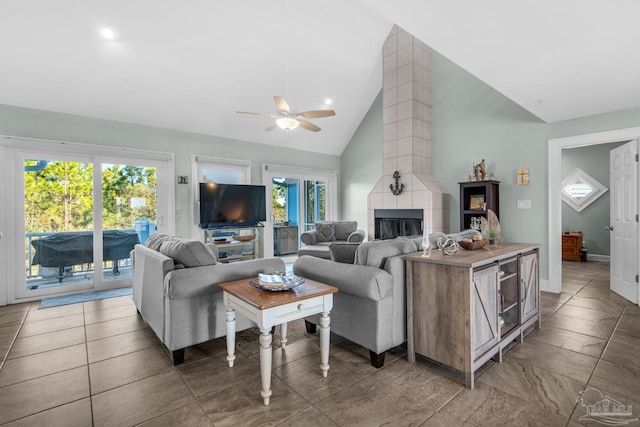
[
  {"left": 315, "top": 222, "right": 337, "bottom": 242},
  {"left": 334, "top": 221, "right": 358, "bottom": 241},
  {"left": 146, "top": 234, "right": 217, "bottom": 267},
  {"left": 294, "top": 256, "right": 392, "bottom": 301},
  {"left": 145, "top": 233, "right": 169, "bottom": 251},
  {"left": 356, "top": 239, "right": 418, "bottom": 268},
  {"left": 297, "top": 245, "right": 332, "bottom": 259},
  {"left": 329, "top": 242, "right": 360, "bottom": 264}
]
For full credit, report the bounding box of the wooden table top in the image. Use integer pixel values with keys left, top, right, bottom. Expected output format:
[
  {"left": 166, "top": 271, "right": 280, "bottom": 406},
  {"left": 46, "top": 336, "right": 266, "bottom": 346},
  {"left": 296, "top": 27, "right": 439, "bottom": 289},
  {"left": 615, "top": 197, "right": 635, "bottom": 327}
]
[
  {"left": 219, "top": 277, "right": 338, "bottom": 310},
  {"left": 406, "top": 242, "right": 539, "bottom": 268}
]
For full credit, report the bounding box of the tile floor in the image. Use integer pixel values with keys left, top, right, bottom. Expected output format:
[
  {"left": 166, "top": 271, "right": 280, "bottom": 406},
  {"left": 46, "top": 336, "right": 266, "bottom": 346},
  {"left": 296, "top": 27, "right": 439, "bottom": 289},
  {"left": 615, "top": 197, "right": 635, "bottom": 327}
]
[{"left": 0, "top": 261, "right": 639, "bottom": 426}]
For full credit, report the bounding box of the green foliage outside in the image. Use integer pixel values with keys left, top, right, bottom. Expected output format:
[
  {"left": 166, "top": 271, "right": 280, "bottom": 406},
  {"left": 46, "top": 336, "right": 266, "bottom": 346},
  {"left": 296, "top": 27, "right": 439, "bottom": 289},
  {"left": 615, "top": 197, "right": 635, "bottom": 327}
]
[
  {"left": 24, "top": 160, "right": 157, "bottom": 233},
  {"left": 272, "top": 180, "right": 287, "bottom": 223},
  {"left": 305, "top": 180, "right": 326, "bottom": 227}
]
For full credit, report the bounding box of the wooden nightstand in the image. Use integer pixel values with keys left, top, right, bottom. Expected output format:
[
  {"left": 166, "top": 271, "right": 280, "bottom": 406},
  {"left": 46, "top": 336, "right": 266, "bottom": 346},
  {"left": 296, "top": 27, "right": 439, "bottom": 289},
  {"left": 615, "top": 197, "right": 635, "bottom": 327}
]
[{"left": 562, "top": 232, "right": 583, "bottom": 261}]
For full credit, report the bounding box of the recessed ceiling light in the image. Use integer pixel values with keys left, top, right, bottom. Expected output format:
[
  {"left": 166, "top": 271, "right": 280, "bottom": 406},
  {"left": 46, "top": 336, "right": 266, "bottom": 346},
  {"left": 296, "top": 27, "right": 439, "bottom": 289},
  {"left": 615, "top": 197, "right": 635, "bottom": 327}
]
[
  {"left": 100, "top": 27, "right": 115, "bottom": 40},
  {"left": 325, "top": 98, "right": 333, "bottom": 105}
]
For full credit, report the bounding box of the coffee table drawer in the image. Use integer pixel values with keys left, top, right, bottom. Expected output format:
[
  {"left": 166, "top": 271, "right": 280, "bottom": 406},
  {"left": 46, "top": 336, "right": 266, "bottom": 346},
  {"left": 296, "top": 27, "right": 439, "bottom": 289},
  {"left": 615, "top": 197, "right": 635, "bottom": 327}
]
[{"left": 270, "top": 295, "right": 329, "bottom": 324}]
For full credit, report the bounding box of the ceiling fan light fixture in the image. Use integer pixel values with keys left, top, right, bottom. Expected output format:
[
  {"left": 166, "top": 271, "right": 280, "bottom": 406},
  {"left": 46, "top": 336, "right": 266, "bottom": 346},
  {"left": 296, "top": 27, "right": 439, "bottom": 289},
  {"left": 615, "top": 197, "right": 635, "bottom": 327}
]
[{"left": 276, "top": 117, "right": 299, "bottom": 130}]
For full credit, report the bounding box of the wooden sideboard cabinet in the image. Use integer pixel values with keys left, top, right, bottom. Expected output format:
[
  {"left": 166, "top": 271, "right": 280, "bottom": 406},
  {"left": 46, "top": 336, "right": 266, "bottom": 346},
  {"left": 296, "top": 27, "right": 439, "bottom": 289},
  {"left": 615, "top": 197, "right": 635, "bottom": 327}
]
[
  {"left": 562, "top": 232, "right": 582, "bottom": 261},
  {"left": 406, "top": 243, "right": 540, "bottom": 389}
]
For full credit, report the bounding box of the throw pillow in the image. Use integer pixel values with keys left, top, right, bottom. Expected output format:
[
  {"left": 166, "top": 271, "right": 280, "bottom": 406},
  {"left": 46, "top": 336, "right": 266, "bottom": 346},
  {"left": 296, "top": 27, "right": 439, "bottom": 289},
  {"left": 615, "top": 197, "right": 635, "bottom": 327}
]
[
  {"left": 158, "top": 237, "right": 217, "bottom": 267},
  {"left": 356, "top": 239, "right": 417, "bottom": 268},
  {"left": 334, "top": 221, "right": 357, "bottom": 241},
  {"left": 314, "top": 222, "right": 336, "bottom": 242},
  {"left": 329, "top": 242, "right": 360, "bottom": 264},
  {"left": 145, "top": 233, "right": 170, "bottom": 251}
]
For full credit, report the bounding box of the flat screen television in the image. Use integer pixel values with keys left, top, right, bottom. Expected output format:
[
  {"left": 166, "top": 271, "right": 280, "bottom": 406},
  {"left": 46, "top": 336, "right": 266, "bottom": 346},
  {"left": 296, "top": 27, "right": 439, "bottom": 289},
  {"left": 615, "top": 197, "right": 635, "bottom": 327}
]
[{"left": 199, "top": 183, "right": 267, "bottom": 228}]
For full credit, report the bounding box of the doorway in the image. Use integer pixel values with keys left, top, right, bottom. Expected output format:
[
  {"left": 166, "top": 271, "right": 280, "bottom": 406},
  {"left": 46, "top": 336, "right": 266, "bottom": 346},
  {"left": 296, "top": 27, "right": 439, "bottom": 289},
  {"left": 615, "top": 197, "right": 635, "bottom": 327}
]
[
  {"left": 262, "top": 164, "right": 337, "bottom": 258},
  {"left": 548, "top": 127, "right": 640, "bottom": 300},
  {"left": 0, "top": 136, "right": 174, "bottom": 303}
]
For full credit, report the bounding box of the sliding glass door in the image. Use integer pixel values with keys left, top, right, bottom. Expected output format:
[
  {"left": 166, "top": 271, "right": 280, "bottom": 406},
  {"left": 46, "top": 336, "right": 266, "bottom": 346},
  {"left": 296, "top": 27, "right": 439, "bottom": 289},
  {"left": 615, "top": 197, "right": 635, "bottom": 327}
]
[
  {"left": 24, "top": 157, "right": 95, "bottom": 292},
  {"left": 303, "top": 179, "right": 327, "bottom": 231},
  {"left": 262, "top": 164, "right": 337, "bottom": 257},
  {"left": 1, "top": 137, "right": 173, "bottom": 302}
]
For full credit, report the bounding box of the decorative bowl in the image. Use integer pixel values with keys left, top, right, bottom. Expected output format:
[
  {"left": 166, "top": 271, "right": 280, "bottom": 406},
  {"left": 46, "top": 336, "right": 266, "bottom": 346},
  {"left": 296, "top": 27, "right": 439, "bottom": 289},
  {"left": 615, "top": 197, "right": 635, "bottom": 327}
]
[
  {"left": 458, "top": 239, "right": 489, "bottom": 250},
  {"left": 233, "top": 234, "right": 256, "bottom": 242}
]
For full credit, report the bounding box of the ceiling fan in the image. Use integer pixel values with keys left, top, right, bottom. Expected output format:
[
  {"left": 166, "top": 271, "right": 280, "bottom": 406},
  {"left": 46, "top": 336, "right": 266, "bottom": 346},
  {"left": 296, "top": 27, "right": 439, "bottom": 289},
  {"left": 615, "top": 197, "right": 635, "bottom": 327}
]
[{"left": 237, "top": 95, "right": 335, "bottom": 132}]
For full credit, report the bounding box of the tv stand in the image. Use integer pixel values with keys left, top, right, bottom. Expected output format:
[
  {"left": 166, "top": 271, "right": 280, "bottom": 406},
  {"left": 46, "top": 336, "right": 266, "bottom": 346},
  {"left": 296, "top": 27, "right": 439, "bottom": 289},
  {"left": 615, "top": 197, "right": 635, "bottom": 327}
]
[{"left": 203, "top": 226, "right": 261, "bottom": 263}]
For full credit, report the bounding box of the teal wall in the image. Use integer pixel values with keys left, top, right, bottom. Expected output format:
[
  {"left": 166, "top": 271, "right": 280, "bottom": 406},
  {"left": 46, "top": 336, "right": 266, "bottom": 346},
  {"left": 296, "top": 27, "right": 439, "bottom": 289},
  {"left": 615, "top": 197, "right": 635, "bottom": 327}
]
[
  {"left": 0, "top": 104, "right": 340, "bottom": 238},
  {"left": 430, "top": 52, "right": 549, "bottom": 274},
  {"left": 339, "top": 90, "right": 383, "bottom": 232},
  {"left": 339, "top": 51, "right": 640, "bottom": 283},
  {"left": 561, "top": 142, "right": 625, "bottom": 256},
  {"left": 549, "top": 107, "right": 640, "bottom": 139}
]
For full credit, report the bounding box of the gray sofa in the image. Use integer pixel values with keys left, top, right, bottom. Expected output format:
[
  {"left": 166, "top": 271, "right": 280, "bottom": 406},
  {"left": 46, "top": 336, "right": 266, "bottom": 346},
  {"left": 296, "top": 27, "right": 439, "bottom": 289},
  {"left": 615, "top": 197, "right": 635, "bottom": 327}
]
[
  {"left": 293, "top": 230, "right": 480, "bottom": 368},
  {"left": 132, "top": 234, "right": 285, "bottom": 365},
  {"left": 297, "top": 221, "right": 366, "bottom": 259}
]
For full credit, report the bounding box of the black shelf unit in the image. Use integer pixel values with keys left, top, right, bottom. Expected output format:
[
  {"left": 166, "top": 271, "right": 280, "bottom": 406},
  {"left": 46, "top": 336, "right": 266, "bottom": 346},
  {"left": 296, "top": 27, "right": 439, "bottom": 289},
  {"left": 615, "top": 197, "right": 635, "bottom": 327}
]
[{"left": 459, "top": 180, "right": 500, "bottom": 231}]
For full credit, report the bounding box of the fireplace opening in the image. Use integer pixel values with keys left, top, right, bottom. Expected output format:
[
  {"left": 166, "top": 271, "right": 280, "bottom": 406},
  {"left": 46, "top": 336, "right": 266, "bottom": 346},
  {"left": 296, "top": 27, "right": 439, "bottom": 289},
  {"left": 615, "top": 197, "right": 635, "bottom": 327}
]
[{"left": 374, "top": 209, "right": 423, "bottom": 240}]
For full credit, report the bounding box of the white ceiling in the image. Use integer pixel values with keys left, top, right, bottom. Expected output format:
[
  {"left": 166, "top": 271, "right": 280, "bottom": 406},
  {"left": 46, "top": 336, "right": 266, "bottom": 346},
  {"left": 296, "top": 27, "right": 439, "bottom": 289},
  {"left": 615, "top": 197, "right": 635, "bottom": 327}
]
[{"left": 1, "top": 1, "right": 639, "bottom": 156}]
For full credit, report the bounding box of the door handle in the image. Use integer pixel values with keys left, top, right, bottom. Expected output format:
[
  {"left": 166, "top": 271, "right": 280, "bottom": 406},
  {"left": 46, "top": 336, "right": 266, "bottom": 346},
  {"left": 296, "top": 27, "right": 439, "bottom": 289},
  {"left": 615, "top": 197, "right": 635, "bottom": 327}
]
[{"left": 605, "top": 225, "right": 614, "bottom": 231}]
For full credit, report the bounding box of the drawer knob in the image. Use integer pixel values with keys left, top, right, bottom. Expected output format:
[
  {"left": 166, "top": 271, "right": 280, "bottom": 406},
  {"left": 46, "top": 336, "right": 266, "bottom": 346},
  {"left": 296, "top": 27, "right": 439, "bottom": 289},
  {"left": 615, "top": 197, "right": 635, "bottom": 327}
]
[{"left": 297, "top": 303, "right": 304, "bottom": 311}]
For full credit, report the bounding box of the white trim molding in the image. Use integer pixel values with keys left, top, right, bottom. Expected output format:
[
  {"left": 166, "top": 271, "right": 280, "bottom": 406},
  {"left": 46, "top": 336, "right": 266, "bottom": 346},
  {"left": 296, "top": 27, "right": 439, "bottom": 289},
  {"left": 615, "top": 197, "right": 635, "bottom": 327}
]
[{"left": 548, "top": 126, "right": 640, "bottom": 294}]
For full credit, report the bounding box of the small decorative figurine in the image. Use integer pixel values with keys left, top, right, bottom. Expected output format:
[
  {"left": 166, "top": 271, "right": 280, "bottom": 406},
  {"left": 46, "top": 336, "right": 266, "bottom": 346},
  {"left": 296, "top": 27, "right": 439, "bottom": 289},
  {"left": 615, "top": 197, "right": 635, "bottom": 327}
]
[{"left": 471, "top": 159, "right": 492, "bottom": 181}]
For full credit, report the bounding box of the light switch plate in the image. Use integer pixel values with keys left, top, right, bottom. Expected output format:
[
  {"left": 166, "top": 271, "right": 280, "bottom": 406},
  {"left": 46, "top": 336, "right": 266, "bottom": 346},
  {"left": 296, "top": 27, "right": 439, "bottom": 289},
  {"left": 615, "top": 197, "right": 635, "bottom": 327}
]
[{"left": 517, "top": 200, "right": 532, "bottom": 209}]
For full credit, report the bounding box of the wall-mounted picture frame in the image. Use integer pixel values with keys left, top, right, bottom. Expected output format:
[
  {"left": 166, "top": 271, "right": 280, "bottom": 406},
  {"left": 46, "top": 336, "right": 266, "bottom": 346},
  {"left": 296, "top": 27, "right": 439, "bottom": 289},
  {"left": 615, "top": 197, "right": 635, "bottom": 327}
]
[{"left": 469, "top": 195, "right": 485, "bottom": 210}]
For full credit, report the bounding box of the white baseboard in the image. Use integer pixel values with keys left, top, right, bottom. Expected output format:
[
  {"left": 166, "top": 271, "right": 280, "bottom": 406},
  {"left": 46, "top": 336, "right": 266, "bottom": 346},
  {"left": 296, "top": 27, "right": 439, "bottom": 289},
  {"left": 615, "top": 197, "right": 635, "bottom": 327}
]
[
  {"left": 539, "top": 278, "right": 556, "bottom": 293},
  {"left": 588, "top": 254, "right": 610, "bottom": 262}
]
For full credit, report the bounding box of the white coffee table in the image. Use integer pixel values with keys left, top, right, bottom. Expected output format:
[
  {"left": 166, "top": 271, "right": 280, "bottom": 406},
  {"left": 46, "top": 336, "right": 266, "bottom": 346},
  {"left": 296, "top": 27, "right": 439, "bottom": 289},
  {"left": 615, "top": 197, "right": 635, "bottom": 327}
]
[{"left": 219, "top": 277, "right": 338, "bottom": 405}]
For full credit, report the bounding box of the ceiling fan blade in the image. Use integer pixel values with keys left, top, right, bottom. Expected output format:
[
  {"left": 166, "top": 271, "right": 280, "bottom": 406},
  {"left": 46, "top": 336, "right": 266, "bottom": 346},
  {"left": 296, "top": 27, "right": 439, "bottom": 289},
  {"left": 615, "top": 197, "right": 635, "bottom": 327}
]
[
  {"left": 265, "top": 123, "right": 277, "bottom": 131},
  {"left": 236, "top": 111, "right": 274, "bottom": 117},
  {"left": 274, "top": 96, "right": 291, "bottom": 115},
  {"left": 298, "top": 109, "right": 336, "bottom": 119},
  {"left": 298, "top": 119, "right": 321, "bottom": 132}
]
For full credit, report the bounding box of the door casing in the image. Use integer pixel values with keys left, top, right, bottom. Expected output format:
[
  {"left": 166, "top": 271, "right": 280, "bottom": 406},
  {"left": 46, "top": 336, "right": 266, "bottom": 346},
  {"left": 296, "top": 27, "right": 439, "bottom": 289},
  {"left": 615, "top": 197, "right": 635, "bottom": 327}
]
[{"left": 548, "top": 127, "right": 640, "bottom": 298}]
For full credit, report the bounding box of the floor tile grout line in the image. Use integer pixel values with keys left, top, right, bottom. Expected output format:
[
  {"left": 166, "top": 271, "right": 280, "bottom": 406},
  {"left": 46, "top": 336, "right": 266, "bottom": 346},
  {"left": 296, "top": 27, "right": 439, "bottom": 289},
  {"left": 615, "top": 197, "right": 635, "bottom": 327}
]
[
  {"left": 0, "top": 307, "right": 31, "bottom": 372},
  {"left": 173, "top": 360, "right": 217, "bottom": 427},
  {"left": 565, "top": 306, "right": 626, "bottom": 425},
  {"left": 0, "top": 397, "right": 90, "bottom": 426},
  {"left": 83, "top": 303, "right": 96, "bottom": 427}
]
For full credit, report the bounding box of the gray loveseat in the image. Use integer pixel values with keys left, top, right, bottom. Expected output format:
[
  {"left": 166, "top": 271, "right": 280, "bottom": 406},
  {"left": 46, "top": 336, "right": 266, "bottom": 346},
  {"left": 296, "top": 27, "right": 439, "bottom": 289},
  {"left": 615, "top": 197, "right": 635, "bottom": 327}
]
[
  {"left": 132, "top": 234, "right": 285, "bottom": 365},
  {"left": 297, "top": 221, "right": 366, "bottom": 259},
  {"left": 293, "top": 230, "right": 480, "bottom": 368}
]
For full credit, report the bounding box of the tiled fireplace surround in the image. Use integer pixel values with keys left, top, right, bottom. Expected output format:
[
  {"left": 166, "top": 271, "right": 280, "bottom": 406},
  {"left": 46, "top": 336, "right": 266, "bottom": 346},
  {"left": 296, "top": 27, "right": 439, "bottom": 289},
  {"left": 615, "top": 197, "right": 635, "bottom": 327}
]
[{"left": 368, "top": 25, "right": 449, "bottom": 239}]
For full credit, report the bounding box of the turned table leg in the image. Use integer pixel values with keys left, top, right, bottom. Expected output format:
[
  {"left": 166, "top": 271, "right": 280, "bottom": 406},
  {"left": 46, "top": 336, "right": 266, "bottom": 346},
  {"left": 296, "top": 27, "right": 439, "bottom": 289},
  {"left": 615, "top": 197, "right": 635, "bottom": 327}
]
[
  {"left": 259, "top": 328, "right": 273, "bottom": 405},
  {"left": 225, "top": 307, "right": 236, "bottom": 367},
  {"left": 280, "top": 322, "right": 288, "bottom": 348},
  {"left": 319, "top": 311, "right": 330, "bottom": 378}
]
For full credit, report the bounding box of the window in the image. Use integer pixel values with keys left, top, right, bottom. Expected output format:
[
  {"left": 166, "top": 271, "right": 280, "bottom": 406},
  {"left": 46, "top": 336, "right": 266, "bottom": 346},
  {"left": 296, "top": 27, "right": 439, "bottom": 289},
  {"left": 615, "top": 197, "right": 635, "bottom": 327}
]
[{"left": 561, "top": 168, "right": 608, "bottom": 212}]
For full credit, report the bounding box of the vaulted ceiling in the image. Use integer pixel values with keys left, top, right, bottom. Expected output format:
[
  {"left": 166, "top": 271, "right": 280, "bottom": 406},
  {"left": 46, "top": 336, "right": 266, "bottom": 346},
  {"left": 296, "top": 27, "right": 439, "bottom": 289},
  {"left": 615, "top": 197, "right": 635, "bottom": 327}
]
[{"left": 1, "top": 1, "right": 639, "bottom": 156}]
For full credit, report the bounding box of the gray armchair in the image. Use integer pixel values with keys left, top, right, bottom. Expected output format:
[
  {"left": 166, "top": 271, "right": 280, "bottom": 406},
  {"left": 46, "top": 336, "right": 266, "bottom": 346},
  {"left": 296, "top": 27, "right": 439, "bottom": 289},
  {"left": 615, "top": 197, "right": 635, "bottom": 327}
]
[{"left": 297, "top": 221, "right": 366, "bottom": 259}]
